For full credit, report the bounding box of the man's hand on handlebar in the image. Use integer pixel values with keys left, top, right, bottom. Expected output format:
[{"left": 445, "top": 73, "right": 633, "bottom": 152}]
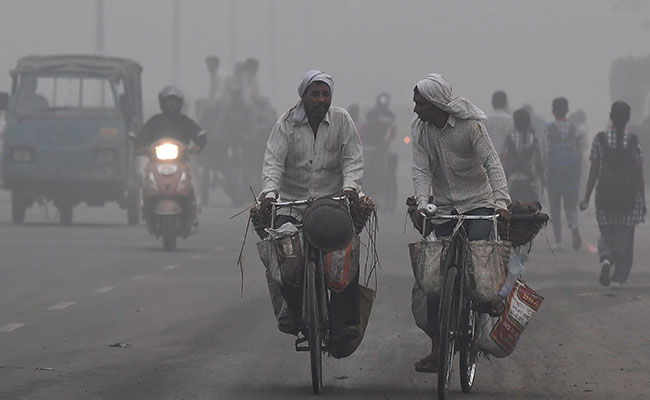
[
  {"left": 496, "top": 208, "right": 512, "bottom": 224},
  {"left": 342, "top": 188, "right": 359, "bottom": 203},
  {"left": 260, "top": 196, "right": 276, "bottom": 213}
]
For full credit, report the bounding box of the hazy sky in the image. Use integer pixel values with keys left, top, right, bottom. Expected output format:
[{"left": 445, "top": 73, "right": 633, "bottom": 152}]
[{"left": 1, "top": 0, "right": 649, "bottom": 130}]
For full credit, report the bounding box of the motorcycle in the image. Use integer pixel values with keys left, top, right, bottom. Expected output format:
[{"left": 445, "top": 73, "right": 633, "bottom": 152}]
[{"left": 141, "top": 138, "right": 198, "bottom": 250}]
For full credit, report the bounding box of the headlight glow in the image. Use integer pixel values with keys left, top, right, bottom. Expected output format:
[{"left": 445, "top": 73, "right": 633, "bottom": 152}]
[{"left": 155, "top": 143, "right": 179, "bottom": 160}]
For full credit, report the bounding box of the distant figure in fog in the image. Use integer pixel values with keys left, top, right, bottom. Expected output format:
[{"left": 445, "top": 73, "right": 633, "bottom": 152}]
[
  {"left": 485, "top": 90, "right": 511, "bottom": 156},
  {"left": 362, "top": 92, "right": 396, "bottom": 148},
  {"left": 544, "top": 97, "right": 583, "bottom": 251},
  {"left": 205, "top": 55, "right": 222, "bottom": 103},
  {"left": 16, "top": 76, "right": 48, "bottom": 115},
  {"left": 361, "top": 93, "right": 398, "bottom": 211},
  {"left": 522, "top": 103, "right": 547, "bottom": 141},
  {"left": 580, "top": 101, "right": 645, "bottom": 288},
  {"left": 242, "top": 57, "right": 260, "bottom": 106},
  {"left": 502, "top": 108, "right": 544, "bottom": 202}
]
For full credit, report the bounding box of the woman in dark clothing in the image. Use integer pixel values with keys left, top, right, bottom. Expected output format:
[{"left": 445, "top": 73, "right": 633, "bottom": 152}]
[{"left": 580, "top": 101, "right": 646, "bottom": 287}]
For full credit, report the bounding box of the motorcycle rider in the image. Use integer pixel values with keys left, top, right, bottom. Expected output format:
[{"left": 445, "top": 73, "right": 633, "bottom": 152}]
[
  {"left": 135, "top": 86, "right": 206, "bottom": 224},
  {"left": 361, "top": 92, "right": 398, "bottom": 211},
  {"left": 260, "top": 70, "right": 364, "bottom": 343},
  {"left": 135, "top": 86, "right": 207, "bottom": 150},
  {"left": 362, "top": 92, "right": 397, "bottom": 147}
]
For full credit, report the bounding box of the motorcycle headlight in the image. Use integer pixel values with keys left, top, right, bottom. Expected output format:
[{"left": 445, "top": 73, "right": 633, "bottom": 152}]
[{"left": 155, "top": 143, "right": 179, "bottom": 160}]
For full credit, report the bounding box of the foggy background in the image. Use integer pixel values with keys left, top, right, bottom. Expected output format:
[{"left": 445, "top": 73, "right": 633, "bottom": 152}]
[{"left": 1, "top": 0, "right": 649, "bottom": 130}]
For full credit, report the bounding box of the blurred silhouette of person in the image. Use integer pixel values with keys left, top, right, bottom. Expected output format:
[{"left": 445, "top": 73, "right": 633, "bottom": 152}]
[
  {"left": 522, "top": 103, "right": 547, "bottom": 140},
  {"left": 242, "top": 57, "right": 260, "bottom": 106},
  {"left": 16, "top": 76, "right": 48, "bottom": 114},
  {"left": 485, "top": 90, "right": 511, "bottom": 157},
  {"left": 363, "top": 92, "right": 396, "bottom": 148},
  {"left": 502, "top": 108, "right": 544, "bottom": 202},
  {"left": 205, "top": 55, "right": 222, "bottom": 103},
  {"left": 544, "top": 97, "right": 583, "bottom": 251},
  {"left": 580, "top": 101, "right": 645, "bottom": 288}
]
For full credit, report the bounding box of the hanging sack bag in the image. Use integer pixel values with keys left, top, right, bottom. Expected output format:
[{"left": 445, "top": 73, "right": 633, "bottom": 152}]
[
  {"left": 324, "top": 235, "right": 360, "bottom": 292},
  {"left": 466, "top": 240, "right": 511, "bottom": 304},
  {"left": 476, "top": 279, "right": 544, "bottom": 358},
  {"left": 408, "top": 239, "right": 449, "bottom": 297}
]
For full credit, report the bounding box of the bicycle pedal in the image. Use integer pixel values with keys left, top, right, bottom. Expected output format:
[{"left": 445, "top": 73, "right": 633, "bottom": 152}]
[{"left": 295, "top": 335, "right": 309, "bottom": 352}]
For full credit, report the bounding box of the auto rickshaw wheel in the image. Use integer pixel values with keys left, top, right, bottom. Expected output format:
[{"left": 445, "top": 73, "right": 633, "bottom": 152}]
[
  {"left": 58, "top": 205, "right": 73, "bottom": 226},
  {"left": 127, "top": 188, "right": 141, "bottom": 226},
  {"left": 11, "top": 191, "right": 26, "bottom": 224}
]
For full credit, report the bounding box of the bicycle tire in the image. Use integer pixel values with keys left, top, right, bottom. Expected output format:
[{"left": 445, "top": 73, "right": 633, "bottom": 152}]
[
  {"left": 438, "top": 266, "right": 459, "bottom": 400},
  {"left": 459, "top": 300, "right": 478, "bottom": 393},
  {"left": 307, "top": 261, "right": 323, "bottom": 394}
]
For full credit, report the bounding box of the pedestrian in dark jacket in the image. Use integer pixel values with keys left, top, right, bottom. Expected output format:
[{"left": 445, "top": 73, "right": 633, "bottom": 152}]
[{"left": 580, "top": 101, "right": 646, "bottom": 287}]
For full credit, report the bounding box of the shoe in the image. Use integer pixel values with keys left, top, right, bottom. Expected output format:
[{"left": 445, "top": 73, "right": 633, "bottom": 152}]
[
  {"left": 415, "top": 351, "right": 439, "bottom": 373},
  {"left": 610, "top": 281, "right": 625, "bottom": 289},
  {"left": 599, "top": 259, "right": 612, "bottom": 287},
  {"left": 329, "top": 325, "right": 359, "bottom": 343},
  {"left": 572, "top": 228, "right": 582, "bottom": 250},
  {"left": 278, "top": 316, "right": 299, "bottom": 335},
  {"left": 551, "top": 242, "right": 563, "bottom": 251}
]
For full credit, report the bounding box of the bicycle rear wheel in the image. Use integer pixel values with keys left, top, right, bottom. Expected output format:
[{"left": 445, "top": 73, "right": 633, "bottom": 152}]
[
  {"left": 307, "top": 260, "right": 323, "bottom": 394},
  {"left": 460, "top": 300, "right": 478, "bottom": 393},
  {"left": 438, "top": 266, "right": 459, "bottom": 400}
]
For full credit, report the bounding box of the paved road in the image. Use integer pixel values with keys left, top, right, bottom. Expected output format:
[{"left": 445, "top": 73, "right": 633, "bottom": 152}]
[{"left": 0, "top": 190, "right": 649, "bottom": 400}]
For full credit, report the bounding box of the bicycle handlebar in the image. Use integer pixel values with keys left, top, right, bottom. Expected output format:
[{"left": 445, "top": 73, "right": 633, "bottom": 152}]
[
  {"left": 273, "top": 196, "right": 347, "bottom": 208},
  {"left": 420, "top": 213, "right": 499, "bottom": 220}
]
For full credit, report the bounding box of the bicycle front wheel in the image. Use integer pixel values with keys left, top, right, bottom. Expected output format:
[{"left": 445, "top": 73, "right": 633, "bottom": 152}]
[
  {"left": 438, "top": 266, "right": 459, "bottom": 400},
  {"left": 459, "top": 300, "right": 478, "bottom": 393},
  {"left": 307, "top": 260, "right": 323, "bottom": 394}
]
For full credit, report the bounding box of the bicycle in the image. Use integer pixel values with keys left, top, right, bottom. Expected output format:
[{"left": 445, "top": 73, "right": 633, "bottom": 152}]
[
  {"left": 270, "top": 196, "right": 352, "bottom": 395},
  {"left": 420, "top": 211, "right": 502, "bottom": 400}
]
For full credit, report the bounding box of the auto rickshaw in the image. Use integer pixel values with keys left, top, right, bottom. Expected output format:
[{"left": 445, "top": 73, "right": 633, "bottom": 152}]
[{"left": 1, "top": 54, "right": 143, "bottom": 225}]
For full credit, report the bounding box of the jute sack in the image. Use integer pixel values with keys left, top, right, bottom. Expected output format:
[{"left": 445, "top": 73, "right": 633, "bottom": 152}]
[
  {"left": 408, "top": 240, "right": 448, "bottom": 297},
  {"left": 256, "top": 233, "right": 304, "bottom": 288},
  {"left": 328, "top": 285, "right": 375, "bottom": 359},
  {"left": 257, "top": 238, "right": 282, "bottom": 285},
  {"left": 466, "top": 240, "right": 511, "bottom": 304}
]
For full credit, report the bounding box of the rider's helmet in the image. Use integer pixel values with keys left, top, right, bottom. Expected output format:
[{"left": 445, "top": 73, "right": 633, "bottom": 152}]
[
  {"left": 158, "top": 86, "right": 184, "bottom": 114},
  {"left": 376, "top": 92, "right": 391, "bottom": 109}
]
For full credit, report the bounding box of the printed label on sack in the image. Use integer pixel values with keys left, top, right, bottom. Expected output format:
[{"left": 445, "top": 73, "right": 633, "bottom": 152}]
[{"left": 490, "top": 281, "right": 544, "bottom": 355}]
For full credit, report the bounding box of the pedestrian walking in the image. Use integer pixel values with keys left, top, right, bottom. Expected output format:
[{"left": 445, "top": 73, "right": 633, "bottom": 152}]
[
  {"left": 580, "top": 101, "right": 646, "bottom": 287},
  {"left": 545, "top": 97, "right": 583, "bottom": 250},
  {"left": 485, "top": 90, "right": 512, "bottom": 157},
  {"left": 502, "top": 108, "right": 545, "bottom": 202}
]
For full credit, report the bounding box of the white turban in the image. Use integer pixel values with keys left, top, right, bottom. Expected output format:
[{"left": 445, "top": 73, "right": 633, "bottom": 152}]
[
  {"left": 287, "top": 70, "right": 334, "bottom": 125},
  {"left": 416, "top": 73, "right": 486, "bottom": 121}
]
